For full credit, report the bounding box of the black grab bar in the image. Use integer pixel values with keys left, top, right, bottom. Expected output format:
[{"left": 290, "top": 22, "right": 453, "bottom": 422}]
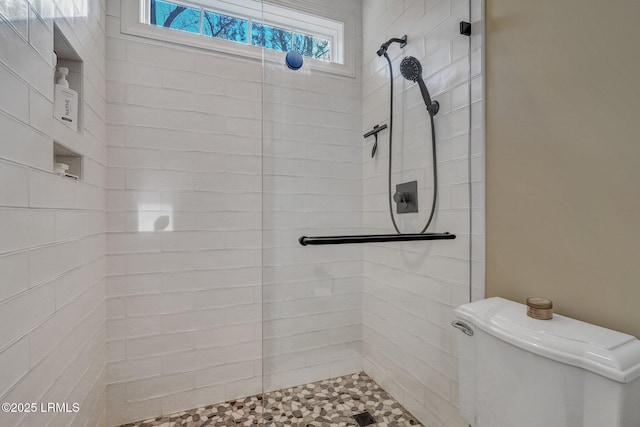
[{"left": 298, "top": 232, "right": 455, "bottom": 246}]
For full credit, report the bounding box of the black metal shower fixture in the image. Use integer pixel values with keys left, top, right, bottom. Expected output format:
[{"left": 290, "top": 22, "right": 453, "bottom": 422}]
[
  {"left": 297, "top": 34, "right": 457, "bottom": 246},
  {"left": 400, "top": 56, "right": 440, "bottom": 116},
  {"left": 376, "top": 35, "right": 407, "bottom": 56},
  {"left": 363, "top": 124, "right": 387, "bottom": 158},
  {"left": 460, "top": 21, "right": 471, "bottom": 36}
]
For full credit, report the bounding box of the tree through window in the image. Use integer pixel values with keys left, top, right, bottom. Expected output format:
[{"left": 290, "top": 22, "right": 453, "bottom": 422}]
[
  {"left": 251, "top": 23, "right": 291, "bottom": 52},
  {"left": 147, "top": 0, "right": 335, "bottom": 62},
  {"left": 203, "top": 11, "right": 248, "bottom": 43},
  {"left": 150, "top": 0, "right": 200, "bottom": 34},
  {"left": 294, "top": 33, "right": 330, "bottom": 61}
]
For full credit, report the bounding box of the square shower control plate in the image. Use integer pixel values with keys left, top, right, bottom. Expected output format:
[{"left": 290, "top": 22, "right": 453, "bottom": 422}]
[{"left": 395, "top": 180, "right": 419, "bottom": 214}]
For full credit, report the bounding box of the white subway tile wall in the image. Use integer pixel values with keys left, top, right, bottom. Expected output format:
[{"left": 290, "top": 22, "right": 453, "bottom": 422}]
[
  {"left": 0, "top": 0, "right": 108, "bottom": 426},
  {"left": 106, "top": 0, "right": 368, "bottom": 423},
  {"left": 1, "top": 0, "right": 483, "bottom": 426},
  {"left": 105, "top": 3, "right": 262, "bottom": 424},
  {"left": 361, "top": 1, "right": 484, "bottom": 426}
]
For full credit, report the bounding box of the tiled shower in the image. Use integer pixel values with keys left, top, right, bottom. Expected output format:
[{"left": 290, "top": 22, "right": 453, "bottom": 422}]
[{"left": 0, "top": 0, "right": 483, "bottom": 426}]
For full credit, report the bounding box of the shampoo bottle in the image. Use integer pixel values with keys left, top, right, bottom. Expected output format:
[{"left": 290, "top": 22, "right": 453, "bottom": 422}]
[{"left": 54, "top": 67, "right": 78, "bottom": 131}]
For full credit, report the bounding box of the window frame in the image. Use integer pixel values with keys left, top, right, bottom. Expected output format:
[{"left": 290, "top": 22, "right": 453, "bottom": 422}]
[{"left": 121, "top": 0, "right": 356, "bottom": 77}]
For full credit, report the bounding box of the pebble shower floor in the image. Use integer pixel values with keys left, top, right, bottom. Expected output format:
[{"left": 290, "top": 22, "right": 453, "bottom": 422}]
[{"left": 118, "top": 372, "right": 421, "bottom": 427}]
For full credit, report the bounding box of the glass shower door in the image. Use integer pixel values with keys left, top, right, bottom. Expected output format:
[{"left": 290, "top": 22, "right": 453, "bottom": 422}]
[
  {"left": 260, "top": 12, "right": 365, "bottom": 395},
  {"left": 261, "top": 0, "right": 478, "bottom": 426}
]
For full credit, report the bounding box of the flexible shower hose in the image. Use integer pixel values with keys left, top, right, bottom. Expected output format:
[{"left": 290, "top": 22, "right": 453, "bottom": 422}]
[{"left": 383, "top": 52, "right": 438, "bottom": 234}]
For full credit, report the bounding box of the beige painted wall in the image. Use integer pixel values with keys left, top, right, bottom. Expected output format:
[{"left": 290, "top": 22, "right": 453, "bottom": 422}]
[{"left": 486, "top": 0, "right": 640, "bottom": 337}]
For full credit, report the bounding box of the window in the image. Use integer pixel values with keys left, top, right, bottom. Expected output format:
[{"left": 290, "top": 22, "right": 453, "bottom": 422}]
[
  {"left": 150, "top": 0, "right": 201, "bottom": 35},
  {"left": 294, "top": 32, "right": 330, "bottom": 62},
  {"left": 143, "top": 0, "right": 343, "bottom": 63},
  {"left": 203, "top": 11, "right": 248, "bottom": 43},
  {"left": 122, "top": 0, "right": 355, "bottom": 76},
  {"left": 251, "top": 22, "right": 291, "bottom": 52}
]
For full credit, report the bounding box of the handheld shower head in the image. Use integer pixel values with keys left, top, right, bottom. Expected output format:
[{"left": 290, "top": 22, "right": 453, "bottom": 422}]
[
  {"left": 399, "top": 56, "right": 423, "bottom": 81},
  {"left": 400, "top": 56, "right": 439, "bottom": 116}
]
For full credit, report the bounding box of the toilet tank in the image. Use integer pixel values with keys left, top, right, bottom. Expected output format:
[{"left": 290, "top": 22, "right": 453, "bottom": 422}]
[{"left": 453, "top": 297, "right": 640, "bottom": 427}]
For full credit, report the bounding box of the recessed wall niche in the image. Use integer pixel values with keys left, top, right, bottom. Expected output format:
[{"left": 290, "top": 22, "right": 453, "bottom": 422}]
[
  {"left": 53, "top": 141, "right": 83, "bottom": 180},
  {"left": 53, "top": 24, "right": 83, "bottom": 132}
]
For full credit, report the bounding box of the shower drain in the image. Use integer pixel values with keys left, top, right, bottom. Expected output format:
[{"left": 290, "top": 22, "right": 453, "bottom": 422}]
[{"left": 352, "top": 411, "right": 377, "bottom": 426}]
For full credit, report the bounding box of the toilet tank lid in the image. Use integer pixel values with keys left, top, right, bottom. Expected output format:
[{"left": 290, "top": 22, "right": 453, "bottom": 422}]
[{"left": 455, "top": 297, "right": 640, "bottom": 383}]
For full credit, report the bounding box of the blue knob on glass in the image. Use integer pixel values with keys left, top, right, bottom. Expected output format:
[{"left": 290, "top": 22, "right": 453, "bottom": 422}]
[{"left": 285, "top": 51, "right": 303, "bottom": 70}]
